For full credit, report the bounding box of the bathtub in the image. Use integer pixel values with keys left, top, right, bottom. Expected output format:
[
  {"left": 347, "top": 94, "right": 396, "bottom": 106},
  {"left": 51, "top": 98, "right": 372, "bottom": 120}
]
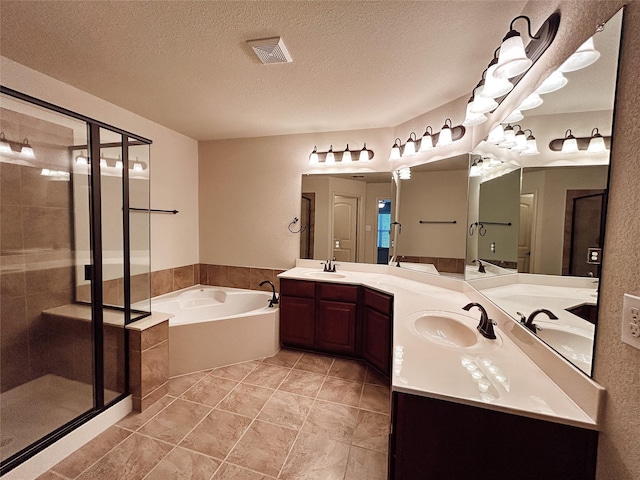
[{"left": 151, "top": 285, "right": 279, "bottom": 376}]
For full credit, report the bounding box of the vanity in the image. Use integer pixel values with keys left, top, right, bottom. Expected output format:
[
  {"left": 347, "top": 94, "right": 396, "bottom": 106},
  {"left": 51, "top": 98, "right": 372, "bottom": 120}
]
[{"left": 279, "top": 261, "right": 603, "bottom": 480}]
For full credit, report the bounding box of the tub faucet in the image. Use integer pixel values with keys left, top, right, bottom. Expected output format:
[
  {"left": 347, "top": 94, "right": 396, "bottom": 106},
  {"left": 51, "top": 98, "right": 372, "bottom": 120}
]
[
  {"left": 462, "top": 302, "right": 497, "bottom": 339},
  {"left": 517, "top": 309, "right": 558, "bottom": 333},
  {"left": 258, "top": 280, "right": 279, "bottom": 307}
]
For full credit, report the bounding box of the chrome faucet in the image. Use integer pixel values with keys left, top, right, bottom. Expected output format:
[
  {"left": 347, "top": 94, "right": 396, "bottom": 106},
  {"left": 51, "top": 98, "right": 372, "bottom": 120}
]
[
  {"left": 517, "top": 309, "right": 558, "bottom": 333},
  {"left": 258, "top": 280, "right": 279, "bottom": 307},
  {"left": 462, "top": 302, "right": 496, "bottom": 339}
]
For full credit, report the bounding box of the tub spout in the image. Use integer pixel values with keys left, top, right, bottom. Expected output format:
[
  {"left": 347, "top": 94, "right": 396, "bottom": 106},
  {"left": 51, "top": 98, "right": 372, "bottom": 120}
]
[{"left": 259, "top": 280, "right": 279, "bottom": 307}]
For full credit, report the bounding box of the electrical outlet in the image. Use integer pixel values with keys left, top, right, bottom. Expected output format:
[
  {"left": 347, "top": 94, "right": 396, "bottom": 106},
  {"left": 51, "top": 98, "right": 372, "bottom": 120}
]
[{"left": 621, "top": 294, "right": 640, "bottom": 349}]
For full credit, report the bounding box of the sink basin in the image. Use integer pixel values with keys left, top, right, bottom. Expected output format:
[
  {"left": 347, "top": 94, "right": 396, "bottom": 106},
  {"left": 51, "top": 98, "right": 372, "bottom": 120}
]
[
  {"left": 535, "top": 322, "right": 593, "bottom": 370},
  {"left": 413, "top": 313, "right": 479, "bottom": 348},
  {"left": 303, "top": 271, "right": 348, "bottom": 279}
]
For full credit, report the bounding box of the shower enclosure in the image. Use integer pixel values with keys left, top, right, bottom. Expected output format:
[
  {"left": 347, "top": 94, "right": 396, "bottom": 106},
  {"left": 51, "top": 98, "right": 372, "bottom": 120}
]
[{"left": 0, "top": 88, "right": 151, "bottom": 474}]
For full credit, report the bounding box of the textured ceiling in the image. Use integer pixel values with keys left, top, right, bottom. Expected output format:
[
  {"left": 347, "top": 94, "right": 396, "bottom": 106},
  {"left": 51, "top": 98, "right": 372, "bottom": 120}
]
[{"left": 1, "top": 1, "right": 534, "bottom": 140}]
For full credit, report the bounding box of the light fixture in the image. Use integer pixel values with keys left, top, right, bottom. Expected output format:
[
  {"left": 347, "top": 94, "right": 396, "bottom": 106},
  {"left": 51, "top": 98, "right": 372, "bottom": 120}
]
[
  {"left": 325, "top": 145, "right": 335, "bottom": 164},
  {"left": 494, "top": 16, "right": 539, "bottom": 79},
  {"left": 481, "top": 50, "right": 515, "bottom": 99},
  {"left": 309, "top": 146, "right": 319, "bottom": 165},
  {"left": 0, "top": 133, "right": 11, "bottom": 154},
  {"left": 559, "top": 36, "right": 600, "bottom": 73},
  {"left": 359, "top": 143, "right": 369, "bottom": 162},
  {"left": 470, "top": 85, "right": 498, "bottom": 114},
  {"left": 463, "top": 97, "right": 488, "bottom": 126},
  {"left": 342, "top": 144, "right": 352, "bottom": 163},
  {"left": 435, "top": 118, "right": 453, "bottom": 147},
  {"left": 389, "top": 138, "right": 402, "bottom": 161},
  {"left": 403, "top": 133, "right": 417, "bottom": 157},
  {"left": 502, "top": 109, "right": 523, "bottom": 123},
  {"left": 535, "top": 70, "right": 568, "bottom": 94},
  {"left": 20, "top": 138, "right": 35, "bottom": 159},
  {"left": 378, "top": 200, "right": 385, "bottom": 209},
  {"left": 518, "top": 92, "right": 543, "bottom": 111},
  {"left": 511, "top": 126, "right": 528, "bottom": 152},
  {"left": 75, "top": 154, "right": 89, "bottom": 166},
  {"left": 419, "top": 126, "right": 434, "bottom": 151},
  {"left": 520, "top": 129, "right": 540, "bottom": 156},
  {"left": 561, "top": 129, "right": 579, "bottom": 154},
  {"left": 398, "top": 167, "right": 411, "bottom": 180},
  {"left": 100, "top": 156, "right": 108, "bottom": 168},
  {"left": 308, "top": 144, "right": 373, "bottom": 164},
  {"left": 469, "top": 158, "right": 484, "bottom": 177},
  {"left": 587, "top": 128, "right": 607, "bottom": 153},
  {"left": 499, "top": 124, "right": 517, "bottom": 148},
  {"left": 133, "top": 162, "right": 144, "bottom": 173},
  {"left": 487, "top": 124, "right": 506, "bottom": 144},
  {"left": 115, "top": 156, "right": 124, "bottom": 169}
]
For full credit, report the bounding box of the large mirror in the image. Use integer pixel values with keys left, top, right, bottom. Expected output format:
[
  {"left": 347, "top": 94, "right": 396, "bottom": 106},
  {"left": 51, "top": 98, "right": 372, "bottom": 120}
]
[
  {"left": 466, "top": 8, "right": 623, "bottom": 376},
  {"left": 300, "top": 155, "right": 469, "bottom": 274}
]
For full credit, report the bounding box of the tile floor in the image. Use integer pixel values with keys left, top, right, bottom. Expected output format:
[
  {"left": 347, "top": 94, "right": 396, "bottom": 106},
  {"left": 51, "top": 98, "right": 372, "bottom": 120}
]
[{"left": 38, "top": 349, "right": 390, "bottom": 480}]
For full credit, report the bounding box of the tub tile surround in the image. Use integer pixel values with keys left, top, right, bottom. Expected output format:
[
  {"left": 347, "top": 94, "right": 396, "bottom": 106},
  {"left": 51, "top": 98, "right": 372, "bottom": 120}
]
[
  {"left": 129, "top": 320, "right": 170, "bottom": 411},
  {"left": 39, "top": 351, "right": 390, "bottom": 480},
  {"left": 283, "top": 259, "right": 605, "bottom": 430}
]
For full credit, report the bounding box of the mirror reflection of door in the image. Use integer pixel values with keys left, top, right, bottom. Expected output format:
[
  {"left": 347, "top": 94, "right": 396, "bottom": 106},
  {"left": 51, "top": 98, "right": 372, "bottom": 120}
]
[
  {"left": 333, "top": 195, "right": 358, "bottom": 262},
  {"left": 569, "top": 192, "right": 605, "bottom": 277},
  {"left": 300, "top": 193, "right": 315, "bottom": 259},
  {"left": 518, "top": 193, "right": 536, "bottom": 273}
]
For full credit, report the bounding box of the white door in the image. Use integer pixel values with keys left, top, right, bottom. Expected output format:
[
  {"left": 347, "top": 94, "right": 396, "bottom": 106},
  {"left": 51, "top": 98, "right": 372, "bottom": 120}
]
[
  {"left": 333, "top": 195, "right": 358, "bottom": 262},
  {"left": 518, "top": 193, "right": 536, "bottom": 272}
]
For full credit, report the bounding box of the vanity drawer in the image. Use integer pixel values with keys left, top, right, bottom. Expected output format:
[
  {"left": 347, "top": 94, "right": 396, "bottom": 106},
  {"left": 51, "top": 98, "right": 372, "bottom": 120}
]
[
  {"left": 318, "top": 282, "right": 359, "bottom": 302},
  {"left": 364, "top": 288, "right": 393, "bottom": 315},
  {"left": 280, "top": 278, "right": 316, "bottom": 298}
]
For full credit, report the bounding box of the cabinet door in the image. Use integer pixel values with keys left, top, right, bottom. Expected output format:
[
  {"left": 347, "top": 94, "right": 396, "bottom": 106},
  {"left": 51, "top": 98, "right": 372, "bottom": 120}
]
[
  {"left": 280, "top": 296, "right": 315, "bottom": 348},
  {"left": 316, "top": 300, "right": 357, "bottom": 354},
  {"left": 362, "top": 306, "right": 391, "bottom": 375}
]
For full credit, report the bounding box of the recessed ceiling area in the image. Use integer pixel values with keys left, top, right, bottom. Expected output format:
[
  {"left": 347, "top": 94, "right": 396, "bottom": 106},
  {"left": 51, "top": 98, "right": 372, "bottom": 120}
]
[{"left": 0, "top": 1, "right": 530, "bottom": 141}]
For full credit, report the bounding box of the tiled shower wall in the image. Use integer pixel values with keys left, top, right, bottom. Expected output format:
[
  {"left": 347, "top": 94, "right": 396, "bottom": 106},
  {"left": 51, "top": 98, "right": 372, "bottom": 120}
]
[{"left": 0, "top": 108, "right": 75, "bottom": 393}]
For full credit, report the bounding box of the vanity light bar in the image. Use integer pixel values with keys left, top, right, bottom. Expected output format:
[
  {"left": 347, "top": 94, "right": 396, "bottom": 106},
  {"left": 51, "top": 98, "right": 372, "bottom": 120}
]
[
  {"left": 309, "top": 143, "right": 374, "bottom": 165},
  {"left": 389, "top": 121, "right": 466, "bottom": 161},
  {"left": 548, "top": 128, "right": 611, "bottom": 153},
  {"left": 0, "top": 132, "right": 36, "bottom": 159}
]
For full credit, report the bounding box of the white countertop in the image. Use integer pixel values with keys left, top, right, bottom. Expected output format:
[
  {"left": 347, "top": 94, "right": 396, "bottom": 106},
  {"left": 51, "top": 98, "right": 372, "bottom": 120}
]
[{"left": 280, "top": 260, "right": 603, "bottom": 430}]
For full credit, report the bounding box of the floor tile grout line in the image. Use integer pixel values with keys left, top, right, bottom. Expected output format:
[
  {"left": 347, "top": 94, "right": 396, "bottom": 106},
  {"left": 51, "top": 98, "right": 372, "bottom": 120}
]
[{"left": 276, "top": 358, "right": 336, "bottom": 479}]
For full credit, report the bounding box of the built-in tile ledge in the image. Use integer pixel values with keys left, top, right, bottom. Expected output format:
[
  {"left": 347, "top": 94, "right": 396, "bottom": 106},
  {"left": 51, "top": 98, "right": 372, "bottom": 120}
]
[
  {"left": 126, "top": 311, "right": 173, "bottom": 331},
  {"left": 43, "top": 304, "right": 171, "bottom": 330}
]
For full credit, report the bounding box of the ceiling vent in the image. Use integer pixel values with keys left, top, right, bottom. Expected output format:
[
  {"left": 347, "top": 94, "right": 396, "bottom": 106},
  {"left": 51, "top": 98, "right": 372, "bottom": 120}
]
[{"left": 247, "top": 37, "right": 292, "bottom": 64}]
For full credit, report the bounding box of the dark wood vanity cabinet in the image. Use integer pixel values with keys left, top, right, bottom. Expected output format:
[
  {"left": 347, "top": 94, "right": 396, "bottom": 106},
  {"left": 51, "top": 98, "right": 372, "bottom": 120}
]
[
  {"left": 361, "top": 288, "right": 393, "bottom": 376},
  {"left": 279, "top": 279, "right": 392, "bottom": 374},
  {"left": 389, "top": 392, "right": 598, "bottom": 480},
  {"left": 279, "top": 279, "right": 316, "bottom": 349},
  {"left": 316, "top": 283, "right": 359, "bottom": 354}
]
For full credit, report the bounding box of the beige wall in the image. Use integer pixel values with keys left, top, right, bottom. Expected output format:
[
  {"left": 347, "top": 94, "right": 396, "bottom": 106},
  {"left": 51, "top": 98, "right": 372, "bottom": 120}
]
[{"left": 0, "top": 56, "right": 200, "bottom": 272}]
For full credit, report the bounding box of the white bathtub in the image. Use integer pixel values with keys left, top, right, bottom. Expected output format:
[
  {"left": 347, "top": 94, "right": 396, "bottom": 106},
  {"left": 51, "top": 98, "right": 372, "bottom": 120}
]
[{"left": 152, "top": 285, "right": 279, "bottom": 376}]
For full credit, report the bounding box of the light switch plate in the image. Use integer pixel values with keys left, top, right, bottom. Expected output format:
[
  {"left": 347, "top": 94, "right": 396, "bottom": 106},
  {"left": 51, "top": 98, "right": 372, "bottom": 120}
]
[{"left": 621, "top": 293, "right": 640, "bottom": 349}]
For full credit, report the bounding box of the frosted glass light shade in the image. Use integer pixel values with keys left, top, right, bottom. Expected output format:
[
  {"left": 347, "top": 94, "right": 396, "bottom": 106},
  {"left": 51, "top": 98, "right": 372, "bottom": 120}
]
[
  {"left": 359, "top": 145, "right": 369, "bottom": 162},
  {"left": 511, "top": 131, "right": 528, "bottom": 152},
  {"left": 499, "top": 126, "right": 516, "bottom": 148},
  {"left": 494, "top": 33, "right": 532, "bottom": 79},
  {"left": 115, "top": 159, "right": 124, "bottom": 169},
  {"left": 342, "top": 146, "right": 352, "bottom": 163},
  {"left": 436, "top": 126, "right": 453, "bottom": 147},
  {"left": 561, "top": 137, "right": 579, "bottom": 154},
  {"left": 419, "top": 133, "right": 434, "bottom": 151},
  {"left": 0, "top": 134, "right": 11, "bottom": 154},
  {"left": 463, "top": 101, "right": 487, "bottom": 126},
  {"left": 536, "top": 70, "right": 568, "bottom": 94},
  {"left": 520, "top": 137, "right": 540, "bottom": 156},
  {"left": 133, "top": 162, "right": 144, "bottom": 172},
  {"left": 518, "top": 93, "right": 543, "bottom": 111},
  {"left": 487, "top": 124, "right": 506, "bottom": 144},
  {"left": 559, "top": 37, "right": 600, "bottom": 73},
  {"left": 398, "top": 167, "right": 411, "bottom": 180},
  {"left": 325, "top": 147, "right": 335, "bottom": 164},
  {"left": 502, "top": 109, "right": 523, "bottom": 123},
  {"left": 587, "top": 135, "right": 607, "bottom": 153},
  {"left": 20, "top": 139, "right": 35, "bottom": 159},
  {"left": 403, "top": 137, "right": 416, "bottom": 157},
  {"left": 482, "top": 64, "right": 514, "bottom": 98},
  {"left": 309, "top": 147, "right": 319, "bottom": 165},
  {"left": 389, "top": 144, "right": 401, "bottom": 161},
  {"left": 470, "top": 86, "right": 498, "bottom": 114},
  {"left": 75, "top": 155, "right": 89, "bottom": 166},
  {"left": 100, "top": 158, "right": 107, "bottom": 168}
]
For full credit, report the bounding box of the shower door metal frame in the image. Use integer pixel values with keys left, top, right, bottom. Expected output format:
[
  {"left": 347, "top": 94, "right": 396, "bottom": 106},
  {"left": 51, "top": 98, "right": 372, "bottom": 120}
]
[{"left": 0, "top": 86, "right": 152, "bottom": 475}]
